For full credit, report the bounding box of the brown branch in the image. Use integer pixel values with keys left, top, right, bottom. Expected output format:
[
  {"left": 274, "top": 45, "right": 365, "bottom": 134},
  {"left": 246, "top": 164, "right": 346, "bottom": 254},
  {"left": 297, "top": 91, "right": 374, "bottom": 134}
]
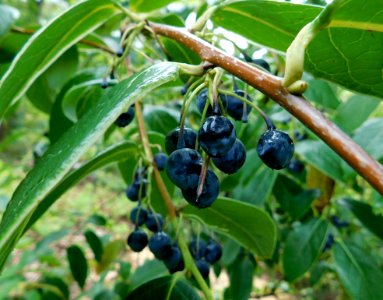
[
  {"left": 11, "top": 27, "right": 116, "bottom": 55},
  {"left": 149, "top": 22, "right": 383, "bottom": 195}
]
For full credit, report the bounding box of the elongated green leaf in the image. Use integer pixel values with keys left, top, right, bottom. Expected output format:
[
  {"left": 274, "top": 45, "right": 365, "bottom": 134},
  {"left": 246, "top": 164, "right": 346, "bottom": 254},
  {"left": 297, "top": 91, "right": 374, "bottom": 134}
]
[
  {"left": 130, "top": 259, "right": 168, "bottom": 289},
  {"left": 213, "top": 0, "right": 383, "bottom": 98},
  {"left": 0, "top": 62, "right": 179, "bottom": 270},
  {"left": 96, "top": 240, "right": 124, "bottom": 274},
  {"left": 127, "top": 276, "right": 200, "bottom": 300},
  {"left": 130, "top": 0, "right": 177, "bottom": 13},
  {"left": 303, "top": 78, "right": 340, "bottom": 110},
  {"left": 353, "top": 118, "right": 383, "bottom": 160},
  {"left": 283, "top": 218, "right": 329, "bottom": 281},
  {"left": 184, "top": 198, "right": 277, "bottom": 258},
  {"left": 0, "top": 0, "right": 121, "bottom": 119},
  {"left": 339, "top": 198, "right": 383, "bottom": 240},
  {"left": 85, "top": 230, "right": 103, "bottom": 263},
  {"left": 0, "top": 5, "right": 19, "bottom": 38},
  {"left": 67, "top": 245, "right": 88, "bottom": 289},
  {"left": 227, "top": 254, "right": 255, "bottom": 300},
  {"left": 333, "top": 242, "right": 383, "bottom": 300}
]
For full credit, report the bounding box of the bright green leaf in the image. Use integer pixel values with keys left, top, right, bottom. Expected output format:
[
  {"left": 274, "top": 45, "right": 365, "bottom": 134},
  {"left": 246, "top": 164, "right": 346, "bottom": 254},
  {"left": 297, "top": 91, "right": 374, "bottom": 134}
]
[
  {"left": 333, "top": 242, "right": 383, "bottom": 300},
  {"left": 304, "top": 78, "right": 340, "bottom": 110},
  {"left": 283, "top": 217, "right": 329, "bottom": 281},
  {"left": 0, "top": 62, "right": 179, "bottom": 270},
  {"left": 130, "top": 260, "right": 168, "bottom": 289},
  {"left": 96, "top": 240, "right": 124, "bottom": 274},
  {"left": 184, "top": 198, "right": 277, "bottom": 258},
  {"left": 0, "top": 0, "right": 121, "bottom": 119},
  {"left": 130, "top": 0, "right": 177, "bottom": 13},
  {"left": 353, "top": 118, "right": 383, "bottom": 160}
]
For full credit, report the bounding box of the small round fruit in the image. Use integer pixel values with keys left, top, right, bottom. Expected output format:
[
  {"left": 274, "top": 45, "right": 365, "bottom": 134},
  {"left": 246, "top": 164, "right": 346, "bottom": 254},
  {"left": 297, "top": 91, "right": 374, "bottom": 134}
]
[
  {"left": 154, "top": 153, "right": 168, "bottom": 171},
  {"left": 181, "top": 169, "right": 220, "bottom": 208},
  {"left": 195, "top": 259, "right": 210, "bottom": 279},
  {"left": 188, "top": 238, "right": 207, "bottom": 259},
  {"left": 253, "top": 58, "right": 271, "bottom": 72},
  {"left": 212, "top": 139, "right": 246, "bottom": 174},
  {"left": 164, "top": 246, "right": 184, "bottom": 273},
  {"left": 198, "top": 116, "right": 236, "bottom": 157},
  {"left": 256, "top": 129, "right": 294, "bottom": 170},
  {"left": 145, "top": 213, "right": 164, "bottom": 232},
  {"left": 127, "top": 229, "right": 148, "bottom": 252},
  {"left": 125, "top": 180, "right": 147, "bottom": 201},
  {"left": 115, "top": 105, "right": 135, "bottom": 127},
  {"left": 322, "top": 233, "right": 334, "bottom": 252},
  {"left": 287, "top": 159, "right": 304, "bottom": 174},
  {"left": 165, "top": 127, "right": 197, "bottom": 154},
  {"left": 148, "top": 232, "right": 172, "bottom": 260},
  {"left": 204, "top": 241, "right": 222, "bottom": 264},
  {"left": 130, "top": 207, "right": 148, "bottom": 226},
  {"left": 221, "top": 90, "right": 252, "bottom": 121},
  {"left": 166, "top": 148, "right": 202, "bottom": 189},
  {"left": 197, "top": 88, "right": 226, "bottom": 116}
]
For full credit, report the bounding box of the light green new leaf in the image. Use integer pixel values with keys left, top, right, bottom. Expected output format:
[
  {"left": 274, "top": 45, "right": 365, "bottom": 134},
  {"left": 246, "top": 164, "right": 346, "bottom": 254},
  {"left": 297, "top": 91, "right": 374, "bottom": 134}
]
[
  {"left": 130, "top": 0, "right": 177, "bottom": 13},
  {"left": 333, "top": 242, "right": 383, "bottom": 300},
  {"left": 0, "top": 62, "right": 179, "bottom": 270},
  {"left": 183, "top": 198, "right": 277, "bottom": 258},
  {"left": 0, "top": 0, "right": 122, "bottom": 119},
  {"left": 283, "top": 217, "right": 329, "bottom": 281},
  {"left": 0, "top": 5, "right": 19, "bottom": 37},
  {"left": 213, "top": 0, "right": 383, "bottom": 98}
]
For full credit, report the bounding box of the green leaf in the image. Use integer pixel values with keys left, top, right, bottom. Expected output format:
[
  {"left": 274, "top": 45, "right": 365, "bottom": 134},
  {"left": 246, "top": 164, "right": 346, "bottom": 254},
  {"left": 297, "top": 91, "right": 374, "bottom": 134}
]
[
  {"left": 0, "top": 62, "right": 179, "bottom": 270},
  {"left": 333, "top": 95, "right": 380, "bottom": 134},
  {"left": 85, "top": 230, "right": 103, "bottom": 263},
  {"left": 144, "top": 105, "right": 179, "bottom": 136},
  {"left": 96, "top": 240, "right": 124, "bottom": 274},
  {"left": 273, "top": 175, "right": 318, "bottom": 220},
  {"left": 0, "top": 5, "right": 19, "bottom": 37},
  {"left": 353, "top": 118, "right": 383, "bottom": 160},
  {"left": 25, "top": 142, "right": 137, "bottom": 232},
  {"left": 130, "top": 0, "right": 177, "bottom": 13},
  {"left": 283, "top": 217, "right": 329, "bottom": 281},
  {"left": 303, "top": 79, "right": 340, "bottom": 110},
  {"left": 339, "top": 198, "right": 383, "bottom": 240},
  {"left": 127, "top": 276, "right": 201, "bottom": 300},
  {"left": 213, "top": 0, "right": 383, "bottom": 98},
  {"left": 130, "top": 259, "right": 168, "bottom": 289},
  {"left": 184, "top": 198, "right": 277, "bottom": 258},
  {"left": 0, "top": 0, "right": 121, "bottom": 119},
  {"left": 333, "top": 242, "right": 383, "bottom": 300},
  {"left": 67, "top": 245, "right": 88, "bottom": 289},
  {"left": 227, "top": 254, "right": 255, "bottom": 300},
  {"left": 162, "top": 37, "right": 201, "bottom": 65},
  {"left": 296, "top": 140, "right": 345, "bottom": 182}
]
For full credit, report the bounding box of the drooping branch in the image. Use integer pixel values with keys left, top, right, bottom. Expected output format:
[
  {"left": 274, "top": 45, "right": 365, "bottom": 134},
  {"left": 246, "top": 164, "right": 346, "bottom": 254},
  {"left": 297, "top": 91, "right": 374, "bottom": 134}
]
[{"left": 149, "top": 22, "right": 383, "bottom": 195}]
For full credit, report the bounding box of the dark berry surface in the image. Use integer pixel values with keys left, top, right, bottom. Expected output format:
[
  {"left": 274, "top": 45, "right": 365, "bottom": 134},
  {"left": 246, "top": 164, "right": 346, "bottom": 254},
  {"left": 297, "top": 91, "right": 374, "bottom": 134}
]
[
  {"left": 127, "top": 229, "right": 148, "bottom": 252},
  {"left": 164, "top": 246, "right": 184, "bottom": 272},
  {"left": 212, "top": 139, "right": 246, "bottom": 174},
  {"left": 148, "top": 232, "right": 172, "bottom": 260},
  {"left": 195, "top": 259, "right": 210, "bottom": 279},
  {"left": 125, "top": 180, "right": 147, "bottom": 201},
  {"left": 257, "top": 129, "right": 294, "bottom": 170},
  {"left": 287, "top": 159, "right": 304, "bottom": 174},
  {"left": 165, "top": 127, "right": 197, "bottom": 154},
  {"left": 198, "top": 116, "right": 236, "bottom": 157},
  {"left": 188, "top": 238, "right": 207, "bottom": 259},
  {"left": 221, "top": 90, "right": 252, "bottom": 121},
  {"left": 115, "top": 105, "right": 135, "bottom": 127},
  {"left": 154, "top": 153, "right": 168, "bottom": 171},
  {"left": 181, "top": 169, "right": 220, "bottom": 208},
  {"left": 166, "top": 148, "right": 202, "bottom": 189},
  {"left": 130, "top": 207, "right": 148, "bottom": 226},
  {"left": 145, "top": 213, "right": 164, "bottom": 232},
  {"left": 197, "top": 88, "right": 226, "bottom": 116},
  {"left": 204, "top": 241, "right": 222, "bottom": 264},
  {"left": 253, "top": 58, "right": 271, "bottom": 72}
]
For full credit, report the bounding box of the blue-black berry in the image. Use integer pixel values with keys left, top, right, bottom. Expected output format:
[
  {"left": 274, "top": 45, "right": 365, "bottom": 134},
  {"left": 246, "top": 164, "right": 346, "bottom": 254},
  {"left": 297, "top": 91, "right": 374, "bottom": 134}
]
[
  {"left": 145, "top": 213, "right": 164, "bottom": 232},
  {"left": 220, "top": 90, "right": 252, "bottom": 122},
  {"left": 204, "top": 241, "right": 222, "bottom": 264},
  {"left": 115, "top": 105, "right": 135, "bottom": 127},
  {"left": 127, "top": 229, "right": 148, "bottom": 252},
  {"left": 130, "top": 206, "right": 148, "bottom": 226},
  {"left": 189, "top": 238, "right": 207, "bottom": 259},
  {"left": 257, "top": 129, "right": 294, "bottom": 170},
  {"left": 125, "top": 180, "right": 147, "bottom": 201},
  {"left": 154, "top": 153, "right": 168, "bottom": 171},
  {"left": 195, "top": 259, "right": 210, "bottom": 279},
  {"left": 148, "top": 232, "right": 172, "bottom": 260},
  {"left": 212, "top": 139, "right": 246, "bottom": 174},
  {"left": 164, "top": 246, "right": 184, "bottom": 273},
  {"left": 165, "top": 127, "right": 197, "bottom": 155}
]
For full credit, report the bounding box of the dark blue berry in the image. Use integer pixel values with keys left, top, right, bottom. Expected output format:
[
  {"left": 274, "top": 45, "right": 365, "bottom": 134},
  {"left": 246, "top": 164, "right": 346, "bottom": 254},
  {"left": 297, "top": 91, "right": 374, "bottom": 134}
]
[
  {"left": 257, "top": 129, "right": 294, "bottom": 170},
  {"left": 253, "top": 58, "right": 271, "bottom": 72},
  {"left": 134, "top": 167, "right": 148, "bottom": 182},
  {"left": 204, "top": 241, "right": 222, "bottom": 264},
  {"left": 101, "top": 78, "right": 108, "bottom": 89},
  {"left": 212, "top": 139, "right": 246, "bottom": 174},
  {"left": 130, "top": 207, "right": 148, "bottom": 226},
  {"left": 198, "top": 116, "right": 236, "bottom": 157},
  {"left": 181, "top": 169, "right": 220, "bottom": 208},
  {"left": 189, "top": 238, "right": 207, "bottom": 259},
  {"left": 220, "top": 90, "right": 252, "bottom": 121},
  {"left": 181, "top": 84, "right": 188, "bottom": 96},
  {"left": 165, "top": 127, "right": 197, "bottom": 155},
  {"left": 164, "top": 246, "right": 184, "bottom": 273},
  {"left": 195, "top": 259, "right": 210, "bottom": 279},
  {"left": 125, "top": 180, "right": 147, "bottom": 201},
  {"left": 287, "top": 159, "right": 304, "bottom": 174},
  {"left": 148, "top": 232, "right": 172, "bottom": 260},
  {"left": 115, "top": 105, "right": 135, "bottom": 127},
  {"left": 294, "top": 130, "right": 308, "bottom": 141},
  {"left": 154, "top": 153, "right": 168, "bottom": 171},
  {"left": 145, "top": 213, "right": 164, "bottom": 232},
  {"left": 331, "top": 216, "right": 349, "bottom": 228},
  {"left": 166, "top": 148, "right": 202, "bottom": 190},
  {"left": 116, "top": 46, "right": 124, "bottom": 57},
  {"left": 127, "top": 229, "right": 148, "bottom": 252},
  {"left": 322, "top": 233, "right": 334, "bottom": 252},
  {"left": 197, "top": 88, "right": 227, "bottom": 116}
]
